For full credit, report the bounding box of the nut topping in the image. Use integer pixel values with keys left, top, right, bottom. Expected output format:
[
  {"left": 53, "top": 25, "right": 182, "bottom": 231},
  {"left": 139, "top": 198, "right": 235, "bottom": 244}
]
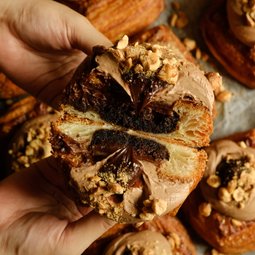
[
  {"left": 116, "top": 35, "right": 129, "bottom": 49},
  {"left": 232, "top": 187, "right": 246, "bottom": 202},
  {"left": 157, "top": 61, "right": 179, "bottom": 85},
  {"left": 206, "top": 72, "right": 223, "bottom": 95},
  {"left": 183, "top": 38, "right": 197, "bottom": 51},
  {"left": 227, "top": 179, "right": 237, "bottom": 193},
  {"left": 216, "top": 90, "right": 232, "bottom": 103},
  {"left": 134, "top": 64, "right": 143, "bottom": 73},
  {"left": 239, "top": 0, "right": 255, "bottom": 26},
  {"left": 199, "top": 202, "right": 212, "bottom": 217},
  {"left": 152, "top": 198, "right": 167, "bottom": 216},
  {"left": 167, "top": 232, "right": 181, "bottom": 249},
  {"left": 140, "top": 50, "right": 161, "bottom": 71},
  {"left": 239, "top": 141, "right": 248, "bottom": 148},
  {"left": 218, "top": 187, "right": 232, "bottom": 202},
  {"left": 207, "top": 174, "right": 221, "bottom": 188},
  {"left": 206, "top": 152, "right": 255, "bottom": 210},
  {"left": 139, "top": 212, "right": 154, "bottom": 221},
  {"left": 231, "top": 218, "right": 243, "bottom": 227}
]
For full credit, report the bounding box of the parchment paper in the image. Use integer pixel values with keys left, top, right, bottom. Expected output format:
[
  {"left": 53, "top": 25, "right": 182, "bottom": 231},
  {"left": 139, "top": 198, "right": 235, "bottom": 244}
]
[{"left": 156, "top": 0, "right": 255, "bottom": 254}]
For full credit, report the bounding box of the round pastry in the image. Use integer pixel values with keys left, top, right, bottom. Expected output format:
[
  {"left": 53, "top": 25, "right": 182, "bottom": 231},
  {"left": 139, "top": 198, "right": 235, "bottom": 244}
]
[
  {"left": 51, "top": 36, "right": 215, "bottom": 222},
  {"left": 201, "top": 0, "right": 255, "bottom": 89},
  {"left": 83, "top": 214, "right": 196, "bottom": 255},
  {"left": 183, "top": 129, "right": 255, "bottom": 254},
  {"left": 7, "top": 114, "right": 57, "bottom": 173},
  {"left": 0, "top": 96, "right": 53, "bottom": 136}
]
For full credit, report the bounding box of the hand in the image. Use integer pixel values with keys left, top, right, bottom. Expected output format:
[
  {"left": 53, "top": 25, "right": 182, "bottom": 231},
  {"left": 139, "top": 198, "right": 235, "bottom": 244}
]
[
  {"left": 0, "top": 157, "right": 115, "bottom": 255},
  {"left": 0, "top": 0, "right": 112, "bottom": 107},
  {"left": 0, "top": 2, "right": 115, "bottom": 254}
]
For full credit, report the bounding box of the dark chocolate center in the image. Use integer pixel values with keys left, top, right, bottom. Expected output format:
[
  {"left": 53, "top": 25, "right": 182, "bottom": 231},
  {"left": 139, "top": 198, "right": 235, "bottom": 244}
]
[
  {"left": 216, "top": 156, "right": 250, "bottom": 186},
  {"left": 89, "top": 129, "right": 169, "bottom": 186},
  {"left": 66, "top": 61, "right": 179, "bottom": 134}
]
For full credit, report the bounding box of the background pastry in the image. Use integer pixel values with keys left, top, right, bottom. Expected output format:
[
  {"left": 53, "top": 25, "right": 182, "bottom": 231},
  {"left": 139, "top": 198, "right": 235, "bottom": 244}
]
[
  {"left": 0, "top": 73, "right": 26, "bottom": 100},
  {"left": 183, "top": 129, "right": 255, "bottom": 254},
  {"left": 83, "top": 215, "right": 196, "bottom": 255},
  {"left": 201, "top": 0, "right": 255, "bottom": 89},
  {"left": 130, "top": 24, "right": 195, "bottom": 64},
  {"left": 6, "top": 114, "right": 57, "bottom": 173},
  {"left": 56, "top": 0, "right": 164, "bottom": 42},
  {"left": 51, "top": 35, "right": 215, "bottom": 223}
]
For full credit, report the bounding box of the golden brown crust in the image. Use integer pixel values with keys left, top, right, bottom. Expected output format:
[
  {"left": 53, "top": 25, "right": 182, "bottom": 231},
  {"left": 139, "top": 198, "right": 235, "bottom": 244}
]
[
  {"left": 0, "top": 73, "right": 25, "bottom": 99},
  {"left": 57, "top": 0, "right": 165, "bottom": 42},
  {"left": 201, "top": 0, "right": 255, "bottom": 89},
  {"left": 0, "top": 96, "right": 52, "bottom": 136},
  {"left": 183, "top": 128, "right": 255, "bottom": 253},
  {"left": 83, "top": 215, "right": 196, "bottom": 255},
  {"left": 183, "top": 190, "right": 255, "bottom": 254}
]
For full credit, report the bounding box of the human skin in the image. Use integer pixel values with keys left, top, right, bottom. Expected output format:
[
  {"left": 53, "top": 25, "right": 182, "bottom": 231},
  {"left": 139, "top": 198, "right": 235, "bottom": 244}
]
[
  {"left": 0, "top": 157, "right": 115, "bottom": 255},
  {"left": 0, "top": 0, "right": 115, "bottom": 254},
  {"left": 0, "top": 0, "right": 112, "bottom": 107}
]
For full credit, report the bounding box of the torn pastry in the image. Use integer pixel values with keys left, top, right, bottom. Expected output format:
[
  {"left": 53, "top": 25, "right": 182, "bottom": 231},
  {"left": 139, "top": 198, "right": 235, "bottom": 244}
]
[
  {"left": 201, "top": 0, "right": 255, "bottom": 88},
  {"left": 51, "top": 36, "right": 215, "bottom": 222},
  {"left": 183, "top": 129, "right": 255, "bottom": 254}
]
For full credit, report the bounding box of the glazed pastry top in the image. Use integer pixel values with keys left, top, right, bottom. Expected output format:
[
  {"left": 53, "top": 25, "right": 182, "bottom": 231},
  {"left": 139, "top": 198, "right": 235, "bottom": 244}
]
[
  {"left": 104, "top": 230, "right": 172, "bottom": 255},
  {"left": 200, "top": 139, "right": 255, "bottom": 221},
  {"left": 227, "top": 0, "right": 255, "bottom": 46}
]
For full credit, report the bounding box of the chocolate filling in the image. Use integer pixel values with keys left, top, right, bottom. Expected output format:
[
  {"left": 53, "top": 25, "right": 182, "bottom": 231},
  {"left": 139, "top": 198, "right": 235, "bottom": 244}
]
[
  {"left": 50, "top": 133, "right": 71, "bottom": 154},
  {"left": 216, "top": 156, "right": 250, "bottom": 186},
  {"left": 89, "top": 129, "right": 169, "bottom": 186},
  {"left": 65, "top": 61, "right": 179, "bottom": 134}
]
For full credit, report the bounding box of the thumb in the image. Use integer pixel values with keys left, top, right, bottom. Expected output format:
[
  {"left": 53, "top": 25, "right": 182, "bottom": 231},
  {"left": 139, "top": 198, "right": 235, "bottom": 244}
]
[
  {"left": 69, "top": 15, "right": 113, "bottom": 54},
  {"left": 60, "top": 211, "right": 115, "bottom": 255},
  {"left": 57, "top": 1, "right": 113, "bottom": 54}
]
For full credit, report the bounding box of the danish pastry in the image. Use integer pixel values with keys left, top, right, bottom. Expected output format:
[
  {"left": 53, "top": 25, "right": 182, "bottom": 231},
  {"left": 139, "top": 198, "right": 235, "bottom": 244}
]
[
  {"left": 183, "top": 129, "right": 255, "bottom": 253},
  {"left": 201, "top": 0, "right": 255, "bottom": 88},
  {"left": 6, "top": 114, "right": 56, "bottom": 173},
  {"left": 83, "top": 215, "right": 196, "bottom": 255},
  {"left": 51, "top": 36, "right": 215, "bottom": 222},
  {"left": 56, "top": 0, "right": 164, "bottom": 42}
]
